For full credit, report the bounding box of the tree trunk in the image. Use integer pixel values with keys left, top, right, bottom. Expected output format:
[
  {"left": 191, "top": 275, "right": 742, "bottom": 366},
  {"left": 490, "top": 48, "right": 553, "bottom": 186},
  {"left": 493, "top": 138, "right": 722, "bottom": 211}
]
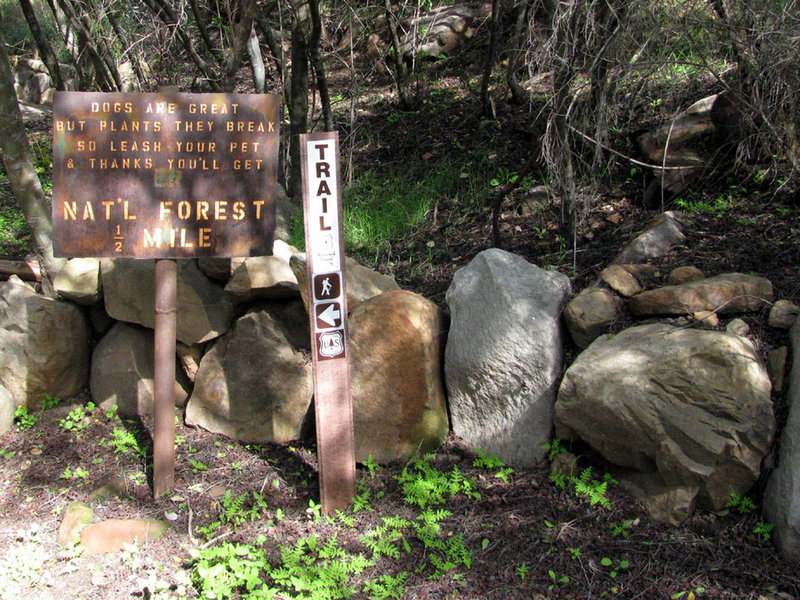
[
  {"left": 44, "top": 0, "right": 86, "bottom": 84},
  {"left": 0, "top": 30, "right": 64, "bottom": 294},
  {"left": 384, "top": 0, "right": 413, "bottom": 108},
  {"left": 247, "top": 23, "right": 266, "bottom": 93},
  {"left": 106, "top": 7, "right": 148, "bottom": 90},
  {"left": 480, "top": 0, "right": 501, "bottom": 117},
  {"left": 308, "top": 0, "right": 332, "bottom": 131},
  {"left": 187, "top": 0, "right": 222, "bottom": 66},
  {"left": 505, "top": 0, "right": 531, "bottom": 104},
  {"left": 53, "top": 0, "right": 116, "bottom": 90},
  {"left": 255, "top": 10, "right": 288, "bottom": 97},
  {"left": 221, "top": 0, "right": 258, "bottom": 91},
  {"left": 144, "top": 0, "right": 220, "bottom": 89},
  {"left": 18, "top": 0, "right": 65, "bottom": 90},
  {"left": 288, "top": 0, "right": 311, "bottom": 200}
]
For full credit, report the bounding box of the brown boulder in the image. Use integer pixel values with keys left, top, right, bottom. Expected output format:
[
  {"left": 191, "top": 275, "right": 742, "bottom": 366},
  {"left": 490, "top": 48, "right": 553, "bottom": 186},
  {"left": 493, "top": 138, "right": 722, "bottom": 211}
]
[{"left": 350, "top": 290, "right": 449, "bottom": 462}]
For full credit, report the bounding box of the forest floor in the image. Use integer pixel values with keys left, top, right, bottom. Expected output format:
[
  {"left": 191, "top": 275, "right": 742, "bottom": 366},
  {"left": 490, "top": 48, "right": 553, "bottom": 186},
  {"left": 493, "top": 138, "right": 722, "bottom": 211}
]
[{"left": 1, "top": 48, "right": 800, "bottom": 600}]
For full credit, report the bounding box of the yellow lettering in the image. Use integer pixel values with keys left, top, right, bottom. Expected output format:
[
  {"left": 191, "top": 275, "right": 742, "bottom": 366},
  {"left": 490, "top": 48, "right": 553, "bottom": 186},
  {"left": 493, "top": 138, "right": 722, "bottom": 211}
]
[{"left": 64, "top": 202, "right": 77, "bottom": 220}]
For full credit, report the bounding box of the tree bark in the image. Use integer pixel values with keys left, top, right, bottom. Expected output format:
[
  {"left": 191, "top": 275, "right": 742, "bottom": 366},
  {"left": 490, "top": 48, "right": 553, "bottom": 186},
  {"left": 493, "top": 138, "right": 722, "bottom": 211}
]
[
  {"left": 143, "top": 0, "right": 220, "bottom": 89},
  {"left": 52, "top": 0, "right": 116, "bottom": 90},
  {"left": 247, "top": 23, "right": 266, "bottom": 93},
  {"left": 308, "top": 0, "right": 332, "bottom": 131},
  {"left": 289, "top": 0, "right": 311, "bottom": 200},
  {"left": 480, "top": 0, "right": 501, "bottom": 116},
  {"left": 187, "top": 0, "right": 222, "bottom": 65},
  {"left": 18, "top": 0, "right": 65, "bottom": 90},
  {"left": 255, "top": 9, "right": 288, "bottom": 98},
  {"left": 44, "top": 0, "right": 86, "bottom": 84},
  {"left": 106, "top": 7, "right": 148, "bottom": 90},
  {"left": 384, "top": 0, "right": 413, "bottom": 108},
  {"left": 0, "top": 30, "right": 64, "bottom": 294},
  {"left": 221, "top": 0, "right": 258, "bottom": 91}
]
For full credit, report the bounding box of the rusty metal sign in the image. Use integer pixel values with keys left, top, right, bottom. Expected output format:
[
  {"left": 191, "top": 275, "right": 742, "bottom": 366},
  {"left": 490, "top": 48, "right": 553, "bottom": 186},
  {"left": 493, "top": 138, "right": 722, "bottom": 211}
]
[
  {"left": 300, "top": 131, "right": 356, "bottom": 513},
  {"left": 52, "top": 91, "right": 279, "bottom": 258}
]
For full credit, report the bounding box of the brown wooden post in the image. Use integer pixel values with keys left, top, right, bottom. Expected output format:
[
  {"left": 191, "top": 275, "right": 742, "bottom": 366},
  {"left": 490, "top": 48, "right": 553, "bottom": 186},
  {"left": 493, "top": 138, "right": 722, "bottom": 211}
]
[
  {"left": 153, "top": 258, "right": 177, "bottom": 496},
  {"left": 301, "top": 131, "right": 356, "bottom": 514}
]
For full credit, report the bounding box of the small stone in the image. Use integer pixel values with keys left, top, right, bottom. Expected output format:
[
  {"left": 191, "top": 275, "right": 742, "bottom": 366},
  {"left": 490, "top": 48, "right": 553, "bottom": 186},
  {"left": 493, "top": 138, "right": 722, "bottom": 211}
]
[
  {"left": 768, "top": 347, "right": 788, "bottom": 393},
  {"left": 549, "top": 452, "right": 578, "bottom": 479},
  {"left": 693, "top": 311, "right": 719, "bottom": 328},
  {"left": 726, "top": 318, "right": 750, "bottom": 337},
  {"left": 57, "top": 501, "right": 93, "bottom": 546},
  {"left": 769, "top": 299, "right": 799, "bottom": 330},
  {"left": 79, "top": 519, "right": 167, "bottom": 554},
  {"left": 668, "top": 265, "right": 704, "bottom": 285},
  {"left": 600, "top": 265, "right": 642, "bottom": 297},
  {"left": 209, "top": 485, "right": 227, "bottom": 499},
  {"left": 563, "top": 287, "right": 622, "bottom": 350}
]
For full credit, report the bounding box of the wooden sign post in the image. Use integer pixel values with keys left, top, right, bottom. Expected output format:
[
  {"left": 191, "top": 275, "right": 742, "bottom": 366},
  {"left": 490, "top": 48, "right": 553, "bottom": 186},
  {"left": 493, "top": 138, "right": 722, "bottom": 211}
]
[
  {"left": 300, "top": 131, "right": 356, "bottom": 513},
  {"left": 52, "top": 91, "right": 280, "bottom": 496}
]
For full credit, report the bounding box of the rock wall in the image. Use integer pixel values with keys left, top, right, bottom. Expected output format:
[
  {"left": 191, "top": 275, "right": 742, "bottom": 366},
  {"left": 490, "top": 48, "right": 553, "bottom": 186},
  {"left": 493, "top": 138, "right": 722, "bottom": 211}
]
[{"left": 1, "top": 210, "right": 798, "bottom": 562}]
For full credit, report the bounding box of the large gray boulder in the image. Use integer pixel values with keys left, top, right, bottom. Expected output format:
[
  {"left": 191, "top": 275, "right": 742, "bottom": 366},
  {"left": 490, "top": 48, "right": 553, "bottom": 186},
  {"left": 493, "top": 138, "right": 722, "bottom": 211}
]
[
  {"left": 556, "top": 323, "right": 774, "bottom": 519},
  {"left": 349, "top": 290, "right": 450, "bottom": 463},
  {"left": 90, "top": 322, "right": 191, "bottom": 416},
  {"left": 0, "top": 277, "right": 90, "bottom": 409},
  {"left": 445, "top": 249, "right": 571, "bottom": 467},
  {"left": 185, "top": 302, "right": 313, "bottom": 444},
  {"left": 629, "top": 272, "right": 773, "bottom": 316},
  {"left": 101, "top": 259, "right": 235, "bottom": 345},
  {"left": 763, "top": 319, "right": 800, "bottom": 563}
]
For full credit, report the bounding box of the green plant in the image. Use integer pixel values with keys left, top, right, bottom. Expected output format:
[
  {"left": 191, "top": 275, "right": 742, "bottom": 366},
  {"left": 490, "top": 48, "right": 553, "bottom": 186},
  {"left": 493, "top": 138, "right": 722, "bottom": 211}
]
[
  {"left": 725, "top": 492, "right": 756, "bottom": 514},
  {"left": 0, "top": 204, "right": 32, "bottom": 255},
  {"left": 363, "top": 454, "right": 379, "bottom": 478},
  {"left": 100, "top": 427, "right": 146, "bottom": 458},
  {"left": 600, "top": 557, "right": 630, "bottom": 578},
  {"left": 13, "top": 407, "right": 37, "bottom": 431},
  {"left": 754, "top": 521, "right": 774, "bottom": 541},
  {"left": 189, "top": 458, "right": 210, "bottom": 473},
  {"left": 59, "top": 403, "right": 95, "bottom": 431},
  {"left": 41, "top": 395, "right": 62, "bottom": 410},
  {"left": 551, "top": 466, "right": 615, "bottom": 509},
  {"left": 472, "top": 450, "right": 514, "bottom": 483},
  {"left": 60, "top": 465, "right": 89, "bottom": 480},
  {"left": 543, "top": 438, "right": 567, "bottom": 461},
  {"left": 610, "top": 518, "right": 637, "bottom": 538},
  {"left": 516, "top": 562, "right": 529, "bottom": 579},
  {"left": 396, "top": 454, "right": 480, "bottom": 508},
  {"left": 671, "top": 587, "right": 705, "bottom": 599},
  {"left": 548, "top": 569, "right": 570, "bottom": 590},
  {"left": 363, "top": 572, "right": 408, "bottom": 599}
]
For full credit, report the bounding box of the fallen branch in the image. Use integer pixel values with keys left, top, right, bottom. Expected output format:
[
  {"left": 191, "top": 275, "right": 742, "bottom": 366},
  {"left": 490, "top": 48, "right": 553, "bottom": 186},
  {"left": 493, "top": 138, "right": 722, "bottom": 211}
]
[{"left": 0, "top": 257, "right": 41, "bottom": 281}]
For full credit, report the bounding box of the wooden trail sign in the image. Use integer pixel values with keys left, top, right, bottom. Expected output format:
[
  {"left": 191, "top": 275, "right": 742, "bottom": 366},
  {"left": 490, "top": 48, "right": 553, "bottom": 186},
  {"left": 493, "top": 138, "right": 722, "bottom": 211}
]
[
  {"left": 300, "top": 131, "right": 356, "bottom": 513},
  {"left": 52, "top": 91, "right": 280, "bottom": 496},
  {"left": 52, "top": 91, "right": 279, "bottom": 258}
]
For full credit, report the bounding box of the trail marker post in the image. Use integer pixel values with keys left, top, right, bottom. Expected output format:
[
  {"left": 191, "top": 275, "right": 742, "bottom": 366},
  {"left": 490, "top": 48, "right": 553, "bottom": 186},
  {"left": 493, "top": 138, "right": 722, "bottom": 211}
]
[
  {"left": 300, "top": 131, "right": 356, "bottom": 513},
  {"left": 52, "top": 91, "right": 280, "bottom": 496}
]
